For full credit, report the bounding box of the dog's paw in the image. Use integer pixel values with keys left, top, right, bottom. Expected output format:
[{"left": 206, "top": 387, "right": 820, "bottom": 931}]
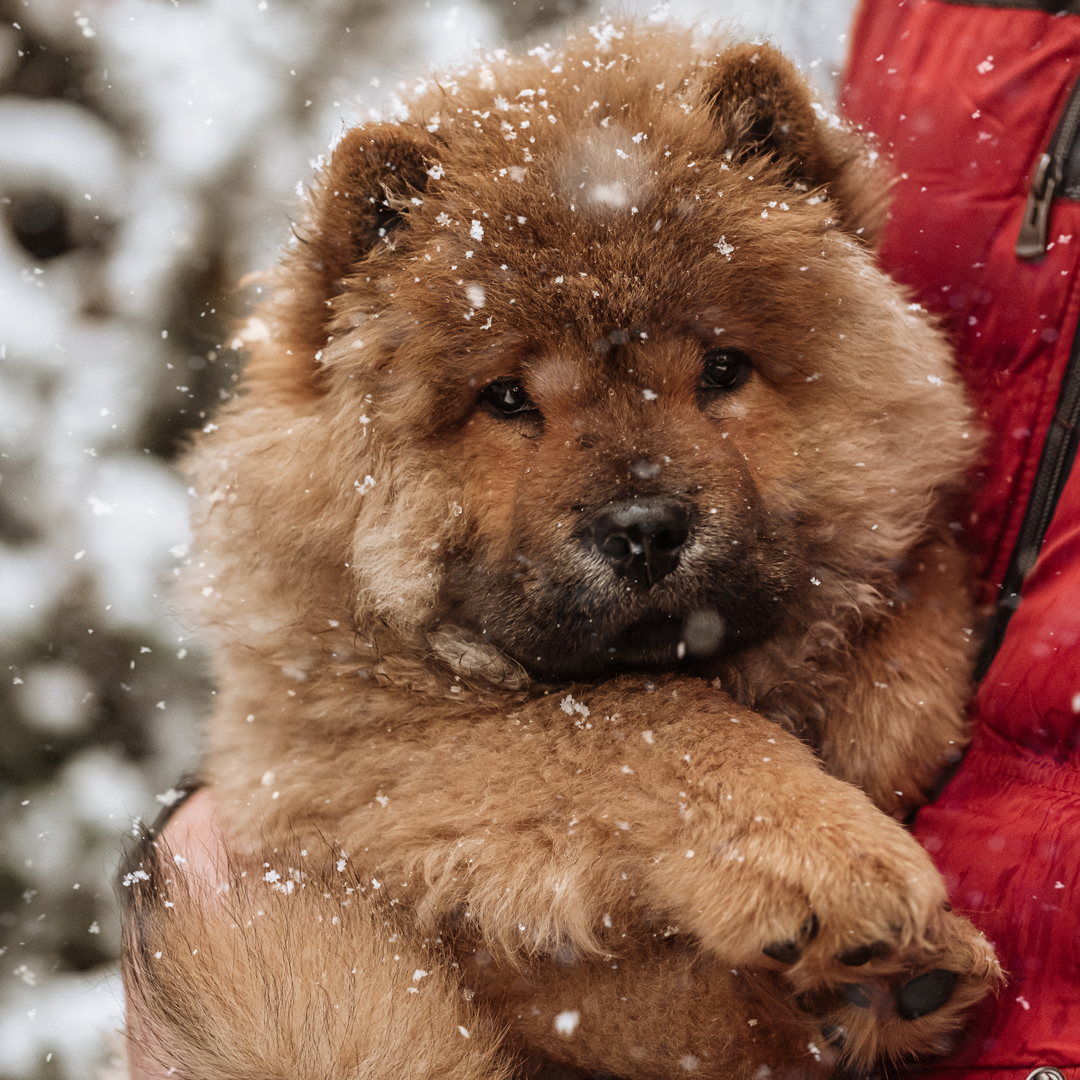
[
  {"left": 685, "top": 791, "right": 996, "bottom": 1013},
  {"left": 808, "top": 910, "right": 1003, "bottom": 1067},
  {"left": 711, "top": 810, "right": 1003, "bottom": 1068}
]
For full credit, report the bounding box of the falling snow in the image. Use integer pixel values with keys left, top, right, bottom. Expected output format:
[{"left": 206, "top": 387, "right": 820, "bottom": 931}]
[
  {"left": 0, "top": 1, "right": 858, "bottom": 1073},
  {"left": 554, "top": 1009, "right": 580, "bottom": 1035}
]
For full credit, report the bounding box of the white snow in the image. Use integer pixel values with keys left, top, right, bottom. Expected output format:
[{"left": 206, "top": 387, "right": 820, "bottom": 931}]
[
  {"left": 560, "top": 694, "right": 590, "bottom": 718},
  {"left": 554, "top": 1009, "right": 580, "bottom": 1035}
]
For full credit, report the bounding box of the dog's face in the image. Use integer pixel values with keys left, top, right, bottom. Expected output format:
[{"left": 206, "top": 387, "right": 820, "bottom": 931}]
[
  {"left": 196, "top": 27, "right": 973, "bottom": 692},
  {"left": 443, "top": 353, "right": 795, "bottom": 680},
  {"left": 430, "top": 266, "right": 812, "bottom": 682}
]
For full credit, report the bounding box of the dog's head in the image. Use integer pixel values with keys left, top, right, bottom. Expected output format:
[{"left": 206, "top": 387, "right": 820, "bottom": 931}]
[{"left": 187, "top": 26, "right": 974, "bottom": 693}]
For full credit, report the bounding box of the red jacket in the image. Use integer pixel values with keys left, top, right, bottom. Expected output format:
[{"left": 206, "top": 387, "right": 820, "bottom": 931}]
[{"left": 845, "top": 2, "right": 1080, "bottom": 1074}]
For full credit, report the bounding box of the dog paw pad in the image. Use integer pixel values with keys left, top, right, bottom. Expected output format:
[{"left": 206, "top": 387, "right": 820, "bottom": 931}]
[{"left": 897, "top": 969, "right": 957, "bottom": 1020}]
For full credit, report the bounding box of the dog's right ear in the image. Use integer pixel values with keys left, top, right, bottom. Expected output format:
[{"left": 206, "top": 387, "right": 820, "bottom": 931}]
[{"left": 273, "top": 127, "right": 434, "bottom": 372}]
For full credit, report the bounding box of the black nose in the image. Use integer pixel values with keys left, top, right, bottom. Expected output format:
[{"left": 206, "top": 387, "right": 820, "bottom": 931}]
[{"left": 592, "top": 497, "right": 691, "bottom": 587}]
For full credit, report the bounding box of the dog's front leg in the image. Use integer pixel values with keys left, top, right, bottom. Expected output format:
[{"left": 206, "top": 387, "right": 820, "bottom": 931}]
[
  {"left": 451, "top": 675, "right": 999, "bottom": 1070},
  {"left": 246, "top": 676, "right": 998, "bottom": 1027},
  {"left": 810, "top": 533, "right": 975, "bottom": 819},
  {"left": 200, "top": 674, "right": 999, "bottom": 1070}
]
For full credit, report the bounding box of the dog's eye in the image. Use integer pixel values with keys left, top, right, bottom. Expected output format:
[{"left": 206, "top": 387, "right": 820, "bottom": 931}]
[
  {"left": 481, "top": 378, "right": 538, "bottom": 417},
  {"left": 699, "top": 348, "right": 752, "bottom": 394}
]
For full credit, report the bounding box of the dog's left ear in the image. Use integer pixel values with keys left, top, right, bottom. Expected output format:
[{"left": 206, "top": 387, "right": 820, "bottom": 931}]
[{"left": 704, "top": 44, "right": 886, "bottom": 244}]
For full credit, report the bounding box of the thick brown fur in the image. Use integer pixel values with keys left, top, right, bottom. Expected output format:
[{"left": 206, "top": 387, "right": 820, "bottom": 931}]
[{"left": 123, "top": 23, "right": 1002, "bottom": 1080}]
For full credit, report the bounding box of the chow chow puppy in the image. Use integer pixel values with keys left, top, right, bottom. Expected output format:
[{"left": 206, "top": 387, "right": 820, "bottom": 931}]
[{"left": 122, "top": 23, "right": 1002, "bottom": 1080}]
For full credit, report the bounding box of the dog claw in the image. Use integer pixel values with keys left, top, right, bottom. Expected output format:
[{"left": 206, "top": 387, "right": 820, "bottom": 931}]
[
  {"left": 838, "top": 941, "right": 889, "bottom": 966},
  {"left": 838, "top": 944, "right": 873, "bottom": 966},
  {"left": 821, "top": 1024, "right": 846, "bottom": 1047},
  {"left": 763, "top": 939, "right": 802, "bottom": 964},
  {"left": 896, "top": 969, "right": 957, "bottom": 1021},
  {"left": 763, "top": 913, "right": 818, "bottom": 964}
]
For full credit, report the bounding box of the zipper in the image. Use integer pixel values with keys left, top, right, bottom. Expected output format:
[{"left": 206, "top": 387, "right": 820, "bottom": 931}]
[
  {"left": 982, "top": 66, "right": 1080, "bottom": 676},
  {"left": 975, "top": 331, "right": 1080, "bottom": 679},
  {"left": 1017, "top": 71, "right": 1080, "bottom": 261}
]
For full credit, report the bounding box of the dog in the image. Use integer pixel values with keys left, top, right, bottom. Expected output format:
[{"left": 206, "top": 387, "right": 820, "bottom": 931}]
[{"left": 122, "top": 23, "right": 1002, "bottom": 1079}]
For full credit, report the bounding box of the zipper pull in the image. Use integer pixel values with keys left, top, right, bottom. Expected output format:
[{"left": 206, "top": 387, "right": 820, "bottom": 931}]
[{"left": 1017, "top": 152, "right": 1057, "bottom": 261}]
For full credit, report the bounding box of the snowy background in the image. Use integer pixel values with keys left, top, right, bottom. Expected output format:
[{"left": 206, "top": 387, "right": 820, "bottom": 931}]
[{"left": 0, "top": 0, "right": 854, "bottom": 1075}]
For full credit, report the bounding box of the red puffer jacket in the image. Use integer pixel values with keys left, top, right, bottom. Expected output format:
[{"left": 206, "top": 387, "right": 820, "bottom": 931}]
[{"left": 845, "top": 2, "right": 1080, "bottom": 1076}]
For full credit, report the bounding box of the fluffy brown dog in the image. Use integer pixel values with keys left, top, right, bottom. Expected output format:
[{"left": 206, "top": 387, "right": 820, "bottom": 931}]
[{"left": 122, "top": 23, "right": 1003, "bottom": 1080}]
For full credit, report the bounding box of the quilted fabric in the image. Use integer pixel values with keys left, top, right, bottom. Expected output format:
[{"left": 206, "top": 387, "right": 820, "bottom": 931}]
[{"left": 845, "top": 1, "right": 1080, "bottom": 1071}]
